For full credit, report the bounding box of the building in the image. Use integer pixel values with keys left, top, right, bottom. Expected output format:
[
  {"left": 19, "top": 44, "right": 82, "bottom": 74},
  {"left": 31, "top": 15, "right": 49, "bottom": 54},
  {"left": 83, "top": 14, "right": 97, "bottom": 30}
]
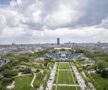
[
  {"left": 57, "top": 38, "right": 60, "bottom": 45},
  {"left": 54, "top": 47, "right": 71, "bottom": 50}
]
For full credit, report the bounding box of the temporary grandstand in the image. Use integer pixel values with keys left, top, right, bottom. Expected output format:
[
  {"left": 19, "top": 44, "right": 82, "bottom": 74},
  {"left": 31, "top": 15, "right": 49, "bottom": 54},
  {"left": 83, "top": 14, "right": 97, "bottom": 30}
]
[{"left": 45, "top": 53, "right": 82, "bottom": 62}]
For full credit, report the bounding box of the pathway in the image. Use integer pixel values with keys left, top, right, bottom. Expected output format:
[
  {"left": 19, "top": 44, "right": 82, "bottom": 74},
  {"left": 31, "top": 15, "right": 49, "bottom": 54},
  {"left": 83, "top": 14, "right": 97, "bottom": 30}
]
[
  {"left": 31, "top": 73, "right": 36, "bottom": 88},
  {"left": 45, "top": 63, "right": 57, "bottom": 90},
  {"left": 71, "top": 62, "right": 88, "bottom": 90},
  {"left": 6, "top": 81, "right": 15, "bottom": 89}
]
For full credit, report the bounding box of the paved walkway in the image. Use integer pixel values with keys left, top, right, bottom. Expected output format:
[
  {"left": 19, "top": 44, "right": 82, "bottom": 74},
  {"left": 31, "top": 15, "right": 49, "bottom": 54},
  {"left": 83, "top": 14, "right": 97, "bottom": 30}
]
[
  {"left": 71, "top": 62, "right": 88, "bottom": 90},
  {"left": 31, "top": 73, "right": 36, "bottom": 88},
  {"left": 69, "top": 63, "right": 78, "bottom": 90},
  {"left": 82, "top": 71, "right": 96, "bottom": 90},
  {"left": 6, "top": 81, "right": 15, "bottom": 89},
  {"left": 45, "top": 63, "right": 57, "bottom": 90}
]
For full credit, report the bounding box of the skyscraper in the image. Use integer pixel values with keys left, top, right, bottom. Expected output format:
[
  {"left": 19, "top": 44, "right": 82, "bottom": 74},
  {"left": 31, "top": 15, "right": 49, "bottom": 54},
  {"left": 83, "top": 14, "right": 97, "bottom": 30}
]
[{"left": 57, "top": 38, "right": 60, "bottom": 45}]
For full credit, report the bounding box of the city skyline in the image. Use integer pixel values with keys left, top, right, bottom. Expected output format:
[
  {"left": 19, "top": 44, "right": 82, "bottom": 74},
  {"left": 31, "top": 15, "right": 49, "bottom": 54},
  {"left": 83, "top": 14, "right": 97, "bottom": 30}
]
[{"left": 0, "top": 0, "right": 108, "bottom": 44}]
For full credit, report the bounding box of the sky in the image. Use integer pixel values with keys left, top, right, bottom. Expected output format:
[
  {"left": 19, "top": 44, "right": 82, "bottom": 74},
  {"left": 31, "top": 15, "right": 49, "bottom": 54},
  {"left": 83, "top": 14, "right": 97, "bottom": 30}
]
[{"left": 0, "top": 0, "right": 108, "bottom": 44}]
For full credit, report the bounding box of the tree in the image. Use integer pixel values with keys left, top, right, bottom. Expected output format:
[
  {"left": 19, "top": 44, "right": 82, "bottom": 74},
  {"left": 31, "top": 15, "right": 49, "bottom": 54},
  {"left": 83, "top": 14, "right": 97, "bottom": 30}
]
[
  {"left": 17, "top": 54, "right": 29, "bottom": 62},
  {"left": 1, "top": 77, "right": 14, "bottom": 86},
  {"left": 101, "top": 69, "right": 108, "bottom": 78},
  {"left": 22, "top": 67, "right": 31, "bottom": 74},
  {"left": 2, "top": 69, "right": 18, "bottom": 78},
  {"left": 97, "top": 61, "right": 106, "bottom": 70}
]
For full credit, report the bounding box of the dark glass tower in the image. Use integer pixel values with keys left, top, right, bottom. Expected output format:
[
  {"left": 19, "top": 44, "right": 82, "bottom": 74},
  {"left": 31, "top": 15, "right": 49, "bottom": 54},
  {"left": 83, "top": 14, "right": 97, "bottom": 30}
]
[{"left": 57, "top": 38, "right": 60, "bottom": 45}]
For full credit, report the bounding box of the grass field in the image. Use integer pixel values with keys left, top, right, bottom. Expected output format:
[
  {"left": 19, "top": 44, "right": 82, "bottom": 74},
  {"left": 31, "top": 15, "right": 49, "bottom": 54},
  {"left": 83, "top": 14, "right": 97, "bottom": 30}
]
[
  {"left": 57, "top": 86, "right": 80, "bottom": 90},
  {"left": 12, "top": 74, "right": 35, "bottom": 90},
  {"left": 54, "top": 62, "right": 80, "bottom": 90},
  {"left": 58, "top": 63, "right": 70, "bottom": 69},
  {"left": 57, "top": 50, "right": 72, "bottom": 54},
  {"left": 57, "top": 63, "right": 76, "bottom": 84},
  {"left": 58, "top": 70, "right": 75, "bottom": 84},
  {"left": 53, "top": 86, "right": 81, "bottom": 90}
]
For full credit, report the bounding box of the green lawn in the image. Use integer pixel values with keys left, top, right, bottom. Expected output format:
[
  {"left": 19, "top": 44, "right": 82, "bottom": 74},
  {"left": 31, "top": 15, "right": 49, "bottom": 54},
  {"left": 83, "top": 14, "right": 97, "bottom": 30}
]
[
  {"left": 58, "top": 70, "right": 75, "bottom": 84},
  {"left": 57, "top": 86, "right": 80, "bottom": 90},
  {"left": 57, "top": 50, "right": 72, "bottom": 54},
  {"left": 53, "top": 86, "right": 80, "bottom": 90},
  {"left": 12, "top": 74, "right": 35, "bottom": 90},
  {"left": 57, "top": 63, "right": 77, "bottom": 84},
  {"left": 54, "top": 62, "right": 80, "bottom": 90},
  {"left": 58, "top": 63, "right": 70, "bottom": 69},
  {"left": 52, "top": 86, "right": 56, "bottom": 90}
]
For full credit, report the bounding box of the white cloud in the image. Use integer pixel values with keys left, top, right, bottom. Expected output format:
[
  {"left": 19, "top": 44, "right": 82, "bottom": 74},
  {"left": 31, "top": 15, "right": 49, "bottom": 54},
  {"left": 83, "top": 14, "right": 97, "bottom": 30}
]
[
  {"left": 0, "top": 27, "right": 25, "bottom": 38},
  {"left": 9, "top": 0, "right": 87, "bottom": 29},
  {"left": 44, "top": 5, "right": 72, "bottom": 27},
  {"left": 0, "top": 24, "right": 108, "bottom": 43},
  {"left": 0, "top": 15, "right": 6, "bottom": 31},
  {"left": 10, "top": 0, "right": 22, "bottom": 7},
  {"left": 44, "top": 0, "right": 87, "bottom": 28},
  {"left": 0, "top": 0, "right": 108, "bottom": 44},
  {"left": 0, "top": 7, "right": 25, "bottom": 27},
  {"left": 32, "top": 10, "right": 42, "bottom": 23},
  {"left": 96, "top": 17, "right": 108, "bottom": 28}
]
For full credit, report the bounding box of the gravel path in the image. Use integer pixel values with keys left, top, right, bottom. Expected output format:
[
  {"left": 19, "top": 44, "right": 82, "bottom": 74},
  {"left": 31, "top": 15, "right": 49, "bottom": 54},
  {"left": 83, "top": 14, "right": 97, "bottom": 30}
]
[
  {"left": 45, "top": 63, "right": 57, "bottom": 90},
  {"left": 71, "top": 62, "right": 88, "bottom": 90},
  {"left": 31, "top": 73, "right": 36, "bottom": 88}
]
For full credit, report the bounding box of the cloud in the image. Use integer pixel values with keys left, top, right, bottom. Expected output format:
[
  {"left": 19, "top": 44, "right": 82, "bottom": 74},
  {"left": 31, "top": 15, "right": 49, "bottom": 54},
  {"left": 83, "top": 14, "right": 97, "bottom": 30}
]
[
  {"left": 95, "top": 17, "right": 108, "bottom": 28},
  {"left": 0, "top": 0, "right": 108, "bottom": 44},
  {"left": 0, "top": 15, "right": 6, "bottom": 31},
  {"left": 43, "top": 0, "right": 88, "bottom": 29},
  {"left": 0, "top": 26, "right": 108, "bottom": 43},
  {"left": 76, "top": 0, "right": 108, "bottom": 27},
  {"left": 44, "top": 6, "right": 80, "bottom": 28},
  {"left": 8, "top": 0, "right": 88, "bottom": 29}
]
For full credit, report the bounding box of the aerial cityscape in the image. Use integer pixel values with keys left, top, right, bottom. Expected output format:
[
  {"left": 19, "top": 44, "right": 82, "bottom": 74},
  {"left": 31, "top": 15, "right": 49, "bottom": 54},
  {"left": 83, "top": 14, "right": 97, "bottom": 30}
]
[{"left": 0, "top": 0, "right": 108, "bottom": 90}]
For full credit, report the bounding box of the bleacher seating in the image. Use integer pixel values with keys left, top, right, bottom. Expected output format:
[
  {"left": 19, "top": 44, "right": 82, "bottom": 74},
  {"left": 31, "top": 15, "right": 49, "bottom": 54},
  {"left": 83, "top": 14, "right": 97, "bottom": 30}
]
[{"left": 45, "top": 53, "right": 82, "bottom": 60}]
